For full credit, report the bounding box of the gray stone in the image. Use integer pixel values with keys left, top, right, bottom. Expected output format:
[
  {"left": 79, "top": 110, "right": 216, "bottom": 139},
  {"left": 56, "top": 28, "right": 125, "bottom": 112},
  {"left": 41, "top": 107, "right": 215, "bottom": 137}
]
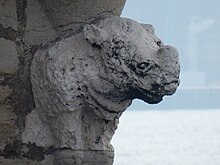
[
  {"left": 0, "top": 85, "right": 12, "bottom": 104},
  {"left": 0, "top": 155, "right": 54, "bottom": 165},
  {"left": 24, "top": 0, "right": 58, "bottom": 45},
  {"left": 0, "top": 0, "right": 17, "bottom": 29},
  {"left": 0, "top": 104, "right": 16, "bottom": 150},
  {"left": 54, "top": 150, "right": 114, "bottom": 165},
  {"left": 38, "top": 0, "right": 126, "bottom": 31},
  {"left": 0, "top": 39, "right": 18, "bottom": 74},
  {"left": 23, "top": 16, "right": 180, "bottom": 164}
]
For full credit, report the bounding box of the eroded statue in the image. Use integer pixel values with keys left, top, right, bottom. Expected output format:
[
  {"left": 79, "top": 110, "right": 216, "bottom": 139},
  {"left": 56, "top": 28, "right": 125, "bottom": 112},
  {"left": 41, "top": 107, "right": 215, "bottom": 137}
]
[{"left": 22, "top": 16, "right": 180, "bottom": 164}]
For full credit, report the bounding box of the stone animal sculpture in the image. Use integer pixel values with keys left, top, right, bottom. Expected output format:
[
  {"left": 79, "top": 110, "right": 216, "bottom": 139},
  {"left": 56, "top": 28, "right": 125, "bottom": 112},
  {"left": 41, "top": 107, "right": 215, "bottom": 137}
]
[{"left": 22, "top": 16, "right": 180, "bottom": 164}]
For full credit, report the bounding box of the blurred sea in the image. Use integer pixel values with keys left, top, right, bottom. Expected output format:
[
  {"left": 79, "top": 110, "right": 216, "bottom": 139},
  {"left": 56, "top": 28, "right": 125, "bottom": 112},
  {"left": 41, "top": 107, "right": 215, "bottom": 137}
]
[{"left": 112, "top": 109, "right": 220, "bottom": 165}]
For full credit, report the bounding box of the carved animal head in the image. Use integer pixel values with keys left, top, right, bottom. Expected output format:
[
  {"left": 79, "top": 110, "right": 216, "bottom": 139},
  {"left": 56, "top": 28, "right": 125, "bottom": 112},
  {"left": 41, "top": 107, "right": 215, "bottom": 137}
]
[
  {"left": 83, "top": 17, "right": 180, "bottom": 106},
  {"left": 31, "top": 16, "right": 180, "bottom": 121},
  {"left": 27, "top": 16, "right": 180, "bottom": 149}
]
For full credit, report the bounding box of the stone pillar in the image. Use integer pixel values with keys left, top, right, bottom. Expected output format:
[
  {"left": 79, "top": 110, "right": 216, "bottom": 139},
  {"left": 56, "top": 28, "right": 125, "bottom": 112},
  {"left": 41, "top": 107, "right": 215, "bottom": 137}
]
[{"left": 0, "top": 1, "right": 180, "bottom": 164}]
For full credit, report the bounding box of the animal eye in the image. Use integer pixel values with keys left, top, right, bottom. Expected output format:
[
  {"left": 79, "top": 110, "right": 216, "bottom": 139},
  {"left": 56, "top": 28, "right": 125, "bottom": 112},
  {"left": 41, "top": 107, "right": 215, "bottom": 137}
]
[
  {"left": 137, "top": 62, "right": 150, "bottom": 70},
  {"left": 157, "top": 40, "right": 162, "bottom": 46}
]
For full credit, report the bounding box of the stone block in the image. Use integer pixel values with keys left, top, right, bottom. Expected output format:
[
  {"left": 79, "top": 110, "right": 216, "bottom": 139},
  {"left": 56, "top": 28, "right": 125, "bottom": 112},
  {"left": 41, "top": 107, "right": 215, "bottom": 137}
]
[
  {"left": 54, "top": 150, "right": 114, "bottom": 165},
  {"left": 38, "top": 0, "right": 126, "bottom": 30},
  {"left": 24, "top": 0, "right": 57, "bottom": 45},
  {"left": 0, "top": 85, "right": 12, "bottom": 104},
  {"left": 0, "top": 39, "right": 18, "bottom": 74},
  {"left": 0, "top": 155, "right": 54, "bottom": 165},
  {"left": 0, "top": 105, "right": 16, "bottom": 150},
  {"left": 0, "top": 0, "right": 17, "bottom": 29}
]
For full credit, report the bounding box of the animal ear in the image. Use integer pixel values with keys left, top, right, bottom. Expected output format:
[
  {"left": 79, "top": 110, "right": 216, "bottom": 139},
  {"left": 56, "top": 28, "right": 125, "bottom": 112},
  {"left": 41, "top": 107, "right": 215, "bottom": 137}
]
[
  {"left": 83, "top": 24, "right": 108, "bottom": 46},
  {"left": 141, "top": 24, "right": 155, "bottom": 34}
]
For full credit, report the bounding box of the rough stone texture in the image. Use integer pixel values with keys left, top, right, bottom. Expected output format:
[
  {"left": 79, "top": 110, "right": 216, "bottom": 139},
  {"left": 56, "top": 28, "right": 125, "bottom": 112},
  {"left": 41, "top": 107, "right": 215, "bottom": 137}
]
[
  {"left": 54, "top": 150, "right": 114, "bottom": 165},
  {"left": 22, "top": 16, "right": 180, "bottom": 164},
  {"left": 0, "top": 85, "right": 12, "bottom": 104},
  {"left": 0, "top": 155, "right": 54, "bottom": 165},
  {"left": 0, "top": 0, "right": 180, "bottom": 164},
  {"left": 0, "top": 105, "right": 16, "bottom": 149},
  {"left": 0, "top": 0, "right": 127, "bottom": 164},
  {"left": 38, "top": 0, "right": 126, "bottom": 31},
  {"left": 0, "top": 85, "right": 16, "bottom": 150},
  {"left": 24, "top": 0, "right": 58, "bottom": 45},
  {"left": 0, "top": 0, "right": 17, "bottom": 29},
  {"left": 0, "top": 39, "right": 18, "bottom": 74}
]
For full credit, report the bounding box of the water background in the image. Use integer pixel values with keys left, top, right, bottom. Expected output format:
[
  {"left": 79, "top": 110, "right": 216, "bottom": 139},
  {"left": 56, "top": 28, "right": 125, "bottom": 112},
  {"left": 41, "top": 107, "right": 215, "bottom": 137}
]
[
  {"left": 112, "top": 109, "right": 220, "bottom": 165},
  {"left": 114, "top": 1, "right": 220, "bottom": 164}
]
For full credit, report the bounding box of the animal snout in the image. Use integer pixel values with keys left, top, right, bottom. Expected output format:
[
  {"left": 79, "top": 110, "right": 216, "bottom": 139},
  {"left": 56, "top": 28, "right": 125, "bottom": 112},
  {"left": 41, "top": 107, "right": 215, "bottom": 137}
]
[
  {"left": 157, "top": 45, "right": 180, "bottom": 75},
  {"left": 158, "top": 45, "right": 179, "bottom": 62}
]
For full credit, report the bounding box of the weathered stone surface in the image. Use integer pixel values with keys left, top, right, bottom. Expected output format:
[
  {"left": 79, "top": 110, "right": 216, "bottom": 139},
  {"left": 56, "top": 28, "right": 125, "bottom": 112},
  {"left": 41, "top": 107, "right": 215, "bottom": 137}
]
[
  {"left": 22, "top": 16, "right": 180, "bottom": 164},
  {"left": 0, "top": 105, "right": 16, "bottom": 150},
  {"left": 0, "top": 0, "right": 17, "bottom": 29},
  {"left": 0, "top": 85, "right": 12, "bottom": 104},
  {"left": 24, "top": 0, "right": 58, "bottom": 45},
  {"left": 0, "top": 39, "right": 18, "bottom": 74},
  {"left": 0, "top": 86, "right": 15, "bottom": 150},
  {"left": 0, "top": 85, "right": 16, "bottom": 151},
  {"left": 54, "top": 150, "right": 114, "bottom": 165},
  {"left": 0, "top": 0, "right": 180, "bottom": 164},
  {"left": 38, "top": 0, "right": 126, "bottom": 31},
  {"left": 0, "top": 155, "right": 54, "bottom": 165}
]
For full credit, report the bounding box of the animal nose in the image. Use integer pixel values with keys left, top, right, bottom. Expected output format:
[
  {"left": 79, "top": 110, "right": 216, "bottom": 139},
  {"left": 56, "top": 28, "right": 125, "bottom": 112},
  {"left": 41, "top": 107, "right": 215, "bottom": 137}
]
[{"left": 157, "top": 45, "right": 180, "bottom": 74}]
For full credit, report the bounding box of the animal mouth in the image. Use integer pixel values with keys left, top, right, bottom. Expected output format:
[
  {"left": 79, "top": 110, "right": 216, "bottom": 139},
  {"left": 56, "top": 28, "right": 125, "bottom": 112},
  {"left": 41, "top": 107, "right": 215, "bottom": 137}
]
[
  {"left": 128, "top": 79, "right": 179, "bottom": 104},
  {"left": 127, "top": 87, "right": 163, "bottom": 104},
  {"left": 159, "top": 79, "right": 180, "bottom": 96},
  {"left": 141, "top": 93, "right": 163, "bottom": 104}
]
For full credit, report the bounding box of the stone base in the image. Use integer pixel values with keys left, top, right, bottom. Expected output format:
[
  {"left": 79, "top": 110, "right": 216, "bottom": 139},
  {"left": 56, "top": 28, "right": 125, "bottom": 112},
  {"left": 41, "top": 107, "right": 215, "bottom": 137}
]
[
  {"left": 0, "top": 150, "right": 114, "bottom": 165},
  {"left": 54, "top": 150, "right": 114, "bottom": 165}
]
